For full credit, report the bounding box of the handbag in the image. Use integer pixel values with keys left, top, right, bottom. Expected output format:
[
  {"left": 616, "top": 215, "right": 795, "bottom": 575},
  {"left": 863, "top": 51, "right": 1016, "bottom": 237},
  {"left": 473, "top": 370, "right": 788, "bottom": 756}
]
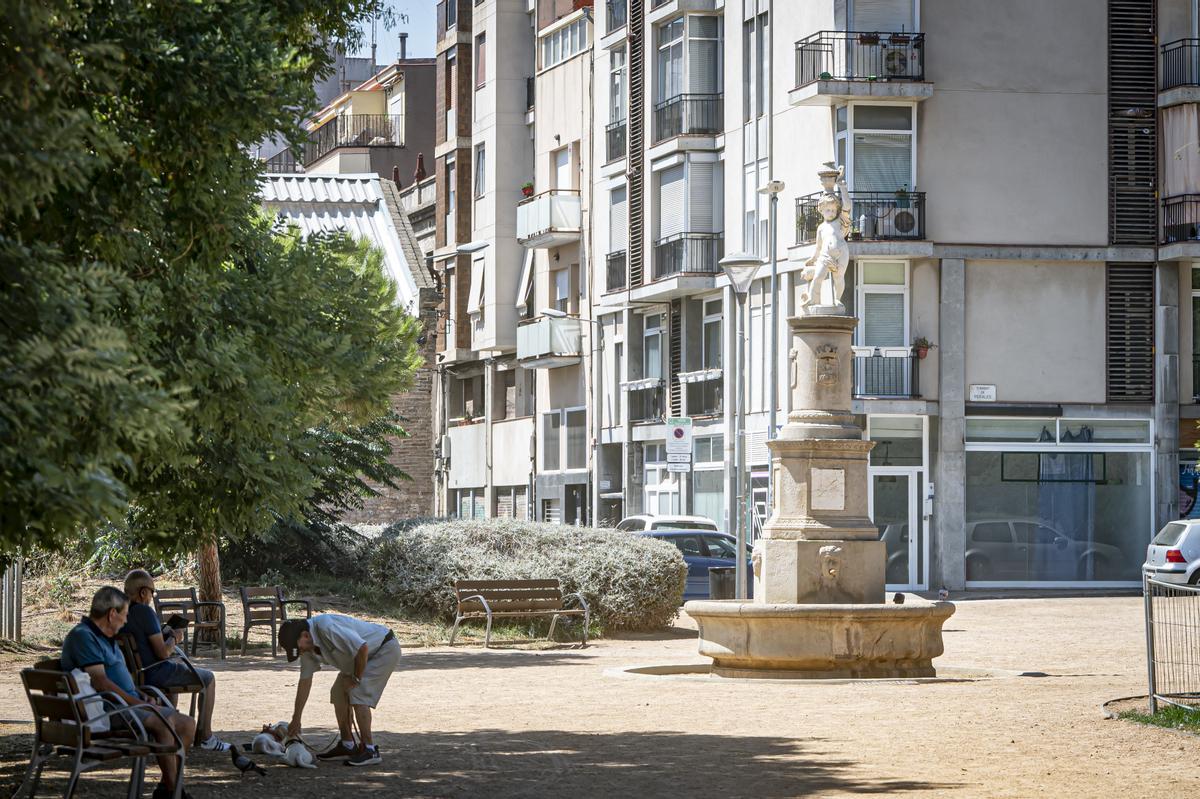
[{"left": 70, "top": 668, "right": 111, "bottom": 733}]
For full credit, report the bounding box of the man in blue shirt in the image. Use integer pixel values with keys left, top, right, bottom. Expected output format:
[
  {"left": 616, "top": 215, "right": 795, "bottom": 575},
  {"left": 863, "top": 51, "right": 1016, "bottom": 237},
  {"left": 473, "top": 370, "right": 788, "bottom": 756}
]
[
  {"left": 122, "top": 569, "right": 229, "bottom": 752},
  {"left": 62, "top": 586, "right": 195, "bottom": 799}
]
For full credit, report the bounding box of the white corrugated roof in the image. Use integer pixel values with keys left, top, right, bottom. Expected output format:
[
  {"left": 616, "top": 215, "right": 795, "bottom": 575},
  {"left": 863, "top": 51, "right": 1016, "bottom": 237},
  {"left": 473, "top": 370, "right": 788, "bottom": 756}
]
[{"left": 259, "top": 173, "right": 419, "bottom": 310}]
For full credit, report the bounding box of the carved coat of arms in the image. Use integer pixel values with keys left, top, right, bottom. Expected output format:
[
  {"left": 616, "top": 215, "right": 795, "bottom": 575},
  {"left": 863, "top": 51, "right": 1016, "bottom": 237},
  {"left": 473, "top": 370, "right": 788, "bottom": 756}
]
[{"left": 815, "top": 344, "right": 839, "bottom": 386}]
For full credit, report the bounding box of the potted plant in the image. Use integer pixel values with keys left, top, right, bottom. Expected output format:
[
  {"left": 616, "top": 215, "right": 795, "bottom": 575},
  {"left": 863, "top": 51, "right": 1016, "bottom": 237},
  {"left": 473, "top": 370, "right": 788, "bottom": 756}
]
[
  {"left": 818, "top": 70, "right": 833, "bottom": 81},
  {"left": 889, "top": 33, "right": 911, "bottom": 46},
  {"left": 894, "top": 184, "right": 910, "bottom": 209},
  {"left": 858, "top": 32, "right": 880, "bottom": 46},
  {"left": 521, "top": 181, "right": 535, "bottom": 198},
  {"left": 849, "top": 223, "right": 862, "bottom": 241},
  {"left": 912, "top": 336, "right": 935, "bottom": 359}
]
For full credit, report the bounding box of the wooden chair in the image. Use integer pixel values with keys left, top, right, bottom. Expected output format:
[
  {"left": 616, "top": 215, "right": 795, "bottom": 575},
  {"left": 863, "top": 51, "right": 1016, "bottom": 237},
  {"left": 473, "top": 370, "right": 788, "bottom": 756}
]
[
  {"left": 17, "top": 663, "right": 185, "bottom": 799},
  {"left": 116, "top": 633, "right": 205, "bottom": 721},
  {"left": 239, "top": 586, "right": 312, "bottom": 657},
  {"left": 153, "top": 587, "right": 226, "bottom": 660},
  {"left": 448, "top": 579, "right": 589, "bottom": 648}
]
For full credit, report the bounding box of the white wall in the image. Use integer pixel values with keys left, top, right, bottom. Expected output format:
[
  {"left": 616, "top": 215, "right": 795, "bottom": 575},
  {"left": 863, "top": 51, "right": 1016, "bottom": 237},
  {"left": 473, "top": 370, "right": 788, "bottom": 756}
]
[
  {"left": 493, "top": 417, "right": 536, "bottom": 485},
  {"left": 448, "top": 423, "right": 487, "bottom": 488}
]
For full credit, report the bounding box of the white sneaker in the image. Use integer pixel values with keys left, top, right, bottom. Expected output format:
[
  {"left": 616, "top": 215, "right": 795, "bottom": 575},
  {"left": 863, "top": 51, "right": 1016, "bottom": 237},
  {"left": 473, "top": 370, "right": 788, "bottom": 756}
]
[{"left": 200, "top": 735, "right": 231, "bottom": 752}]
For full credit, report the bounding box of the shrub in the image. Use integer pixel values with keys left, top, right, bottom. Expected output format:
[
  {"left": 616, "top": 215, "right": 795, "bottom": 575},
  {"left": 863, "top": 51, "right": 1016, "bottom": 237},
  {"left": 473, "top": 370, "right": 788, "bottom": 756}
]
[
  {"left": 361, "top": 518, "right": 687, "bottom": 631},
  {"left": 220, "top": 519, "right": 367, "bottom": 583}
]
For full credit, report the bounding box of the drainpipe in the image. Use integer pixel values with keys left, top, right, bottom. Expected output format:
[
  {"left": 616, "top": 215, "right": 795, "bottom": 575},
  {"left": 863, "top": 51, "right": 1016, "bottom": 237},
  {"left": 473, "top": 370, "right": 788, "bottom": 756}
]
[{"left": 585, "top": 15, "right": 602, "bottom": 527}]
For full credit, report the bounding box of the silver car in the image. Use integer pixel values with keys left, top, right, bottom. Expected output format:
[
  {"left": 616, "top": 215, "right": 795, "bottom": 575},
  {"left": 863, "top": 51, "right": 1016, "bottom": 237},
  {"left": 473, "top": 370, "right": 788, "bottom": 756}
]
[{"left": 1143, "top": 520, "right": 1200, "bottom": 585}]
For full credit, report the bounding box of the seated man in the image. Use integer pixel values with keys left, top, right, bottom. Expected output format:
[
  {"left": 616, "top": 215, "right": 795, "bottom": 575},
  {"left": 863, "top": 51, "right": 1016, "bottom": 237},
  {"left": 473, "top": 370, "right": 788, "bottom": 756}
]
[
  {"left": 61, "top": 586, "right": 196, "bottom": 799},
  {"left": 121, "top": 569, "right": 230, "bottom": 752}
]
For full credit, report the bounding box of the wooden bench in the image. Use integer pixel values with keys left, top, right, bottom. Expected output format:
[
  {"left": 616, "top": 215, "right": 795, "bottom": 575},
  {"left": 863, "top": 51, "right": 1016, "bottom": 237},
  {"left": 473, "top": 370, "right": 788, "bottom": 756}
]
[
  {"left": 239, "top": 586, "right": 312, "bottom": 657},
  {"left": 448, "top": 579, "right": 589, "bottom": 648},
  {"left": 153, "top": 587, "right": 226, "bottom": 660},
  {"left": 116, "top": 633, "right": 205, "bottom": 721}
]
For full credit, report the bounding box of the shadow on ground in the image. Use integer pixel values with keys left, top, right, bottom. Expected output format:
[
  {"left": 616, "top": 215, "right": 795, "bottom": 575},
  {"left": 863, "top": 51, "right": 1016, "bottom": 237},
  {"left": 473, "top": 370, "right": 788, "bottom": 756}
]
[
  {"left": 0, "top": 726, "right": 959, "bottom": 798},
  {"left": 170, "top": 647, "right": 595, "bottom": 676}
]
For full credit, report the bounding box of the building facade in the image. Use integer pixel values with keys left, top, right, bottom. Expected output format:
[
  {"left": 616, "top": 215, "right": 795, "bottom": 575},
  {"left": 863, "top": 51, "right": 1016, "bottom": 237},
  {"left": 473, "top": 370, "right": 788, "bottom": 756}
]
[{"left": 432, "top": 0, "right": 1196, "bottom": 593}]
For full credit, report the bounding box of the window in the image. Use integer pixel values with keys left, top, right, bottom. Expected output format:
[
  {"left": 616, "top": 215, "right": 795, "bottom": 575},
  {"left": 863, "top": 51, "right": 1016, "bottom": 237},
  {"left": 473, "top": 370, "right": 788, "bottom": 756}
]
[
  {"left": 610, "top": 185, "right": 628, "bottom": 255},
  {"left": 541, "top": 17, "right": 589, "bottom": 70},
  {"left": 656, "top": 163, "right": 686, "bottom": 240},
  {"left": 474, "top": 144, "right": 486, "bottom": 198},
  {"left": 444, "top": 51, "right": 456, "bottom": 134},
  {"left": 643, "top": 313, "right": 663, "bottom": 379},
  {"left": 566, "top": 409, "right": 587, "bottom": 469},
  {"left": 702, "top": 298, "right": 722, "bottom": 369},
  {"left": 454, "top": 488, "right": 485, "bottom": 519},
  {"left": 446, "top": 0, "right": 457, "bottom": 29},
  {"left": 553, "top": 268, "right": 570, "bottom": 313},
  {"left": 495, "top": 486, "right": 528, "bottom": 519},
  {"left": 445, "top": 155, "right": 457, "bottom": 241},
  {"left": 856, "top": 261, "right": 908, "bottom": 348},
  {"left": 656, "top": 16, "right": 720, "bottom": 104},
  {"left": 836, "top": 104, "right": 916, "bottom": 193},
  {"left": 742, "top": 13, "right": 769, "bottom": 122},
  {"left": 445, "top": 263, "right": 456, "bottom": 341},
  {"left": 643, "top": 443, "right": 681, "bottom": 516},
  {"left": 656, "top": 19, "right": 684, "bottom": 101},
  {"left": 610, "top": 50, "right": 627, "bottom": 124},
  {"left": 542, "top": 412, "right": 562, "bottom": 471},
  {"left": 542, "top": 407, "right": 588, "bottom": 472},
  {"left": 475, "top": 33, "right": 486, "bottom": 87},
  {"left": 553, "top": 147, "right": 573, "bottom": 190}
]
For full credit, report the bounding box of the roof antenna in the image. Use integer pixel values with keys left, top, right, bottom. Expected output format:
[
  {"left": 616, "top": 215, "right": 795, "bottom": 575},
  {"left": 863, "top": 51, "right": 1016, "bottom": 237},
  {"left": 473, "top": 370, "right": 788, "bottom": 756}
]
[{"left": 370, "top": 13, "right": 378, "bottom": 68}]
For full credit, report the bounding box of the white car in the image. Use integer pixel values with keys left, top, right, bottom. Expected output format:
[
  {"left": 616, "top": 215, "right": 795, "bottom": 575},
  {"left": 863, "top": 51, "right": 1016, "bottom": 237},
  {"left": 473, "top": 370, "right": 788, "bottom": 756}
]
[
  {"left": 1143, "top": 520, "right": 1200, "bottom": 585},
  {"left": 615, "top": 514, "right": 719, "bottom": 532}
]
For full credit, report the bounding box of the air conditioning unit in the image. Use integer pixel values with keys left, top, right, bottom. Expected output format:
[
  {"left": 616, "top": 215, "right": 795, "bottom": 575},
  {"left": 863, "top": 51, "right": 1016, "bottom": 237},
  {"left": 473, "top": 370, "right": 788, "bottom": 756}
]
[{"left": 884, "top": 50, "right": 908, "bottom": 76}]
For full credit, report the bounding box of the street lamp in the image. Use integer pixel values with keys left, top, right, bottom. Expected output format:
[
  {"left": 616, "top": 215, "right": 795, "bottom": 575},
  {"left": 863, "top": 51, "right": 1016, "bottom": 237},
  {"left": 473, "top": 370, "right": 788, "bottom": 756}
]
[
  {"left": 757, "top": 179, "right": 786, "bottom": 522},
  {"left": 720, "top": 252, "right": 764, "bottom": 600}
]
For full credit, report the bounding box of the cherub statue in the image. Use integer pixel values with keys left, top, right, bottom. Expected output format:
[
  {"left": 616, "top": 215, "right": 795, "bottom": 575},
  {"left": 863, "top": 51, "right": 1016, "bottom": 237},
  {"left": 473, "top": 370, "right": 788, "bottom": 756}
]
[{"left": 800, "top": 164, "right": 851, "bottom": 311}]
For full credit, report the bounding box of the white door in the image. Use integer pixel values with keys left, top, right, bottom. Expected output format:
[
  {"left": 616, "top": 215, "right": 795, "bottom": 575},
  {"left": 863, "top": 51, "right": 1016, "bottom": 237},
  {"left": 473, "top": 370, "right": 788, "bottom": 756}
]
[
  {"left": 869, "top": 468, "right": 924, "bottom": 590},
  {"left": 554, "top": 148, "right": 571, "bottom": 191}
]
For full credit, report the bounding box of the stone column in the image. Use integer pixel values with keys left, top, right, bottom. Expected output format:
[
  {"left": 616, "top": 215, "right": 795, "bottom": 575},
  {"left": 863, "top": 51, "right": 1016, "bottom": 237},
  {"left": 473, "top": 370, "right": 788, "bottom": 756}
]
[{"left": 936, "top": 258, "right": 967, "bottom": 590}]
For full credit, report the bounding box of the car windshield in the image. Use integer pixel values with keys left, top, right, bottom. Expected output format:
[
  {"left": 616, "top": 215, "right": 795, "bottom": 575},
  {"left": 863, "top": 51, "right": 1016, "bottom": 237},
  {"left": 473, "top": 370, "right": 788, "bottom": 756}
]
[
  {"left": 651, "top": 520, "right": 717, "bottom": 530},
  {"left": 1153, "top": 522, "right": 1188, "bottom": 547}
]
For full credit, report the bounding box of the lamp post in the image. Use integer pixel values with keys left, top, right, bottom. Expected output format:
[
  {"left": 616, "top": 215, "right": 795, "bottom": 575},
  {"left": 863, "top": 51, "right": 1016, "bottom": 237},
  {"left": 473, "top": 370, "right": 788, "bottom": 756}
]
[
  {"left": 757, "top": 180, "right": 786, "bottom": 518},
  {"left": 720, "top": 252, "right": 764, "bottom": 600}
]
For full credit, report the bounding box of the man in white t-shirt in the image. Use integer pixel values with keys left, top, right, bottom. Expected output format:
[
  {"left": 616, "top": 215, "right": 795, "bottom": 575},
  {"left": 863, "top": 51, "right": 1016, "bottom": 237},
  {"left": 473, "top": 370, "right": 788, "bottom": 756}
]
[{"left": 280, "top": 614, "right": 401, "bottom": 766}]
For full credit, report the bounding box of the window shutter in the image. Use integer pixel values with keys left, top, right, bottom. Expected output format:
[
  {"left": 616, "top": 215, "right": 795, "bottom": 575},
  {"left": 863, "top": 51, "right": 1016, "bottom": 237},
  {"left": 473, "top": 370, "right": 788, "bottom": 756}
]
[
  {"left": 1106, "top": 263, "right": 1154, "bottom": 402},
  {"left": 658, "top": 164, "right": 686, "bottom": 237},
  {"left": 688, "top": 162, "right": 715, "bottom": 232},
  {"left": 610, "top": 186, "right": 628, "bottom": 250},
  {"left": 862, "top": 293, "right": 905, "bottom": 347},
  {"left": 851, "top": 0, "right": 914, "bottom": 31},
  {"left": 1108, "top": 0, "right": 1157, "bottom": 244},
  {"left": 496, "top": 490, "right": 513, "bottom": 518},
  {"left": 514, "top": 487, "right": 528, "bottom": 520},
  {"left": 687, "top": 19, "right": 719, "bottom": 94},
  {"left": 543, "top": 499, "right": 561, "bottom": 524},
  {"left": 853, "top": 133, "right": 912, "bottom": 192}
]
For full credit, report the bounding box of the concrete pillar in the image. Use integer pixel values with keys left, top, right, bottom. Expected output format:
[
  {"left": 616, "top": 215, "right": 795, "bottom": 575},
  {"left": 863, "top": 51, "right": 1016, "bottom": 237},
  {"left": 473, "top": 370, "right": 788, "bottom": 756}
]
[
  {"left": 1157, "top": 262, "right": 1181, "bottom": 529},
  {"left": 935, "top": 258, "right": 967, "bottom": 590}
]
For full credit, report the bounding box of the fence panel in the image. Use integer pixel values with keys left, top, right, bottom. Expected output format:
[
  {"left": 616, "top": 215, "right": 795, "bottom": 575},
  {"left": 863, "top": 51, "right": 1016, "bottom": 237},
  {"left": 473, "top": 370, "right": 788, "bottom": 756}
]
[
  {"left": 1, "top": 559, "right": 21, "bottom": 641},
  {"left": 1144, "top": 575, "right": 1200, "bottom": 713}
]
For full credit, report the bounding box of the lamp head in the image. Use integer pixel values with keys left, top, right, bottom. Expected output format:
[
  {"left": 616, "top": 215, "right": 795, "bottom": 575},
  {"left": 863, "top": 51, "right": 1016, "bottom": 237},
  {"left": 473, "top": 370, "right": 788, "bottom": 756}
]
[{"left": 719, "top": 253, "right": 765, "bottom": 296}]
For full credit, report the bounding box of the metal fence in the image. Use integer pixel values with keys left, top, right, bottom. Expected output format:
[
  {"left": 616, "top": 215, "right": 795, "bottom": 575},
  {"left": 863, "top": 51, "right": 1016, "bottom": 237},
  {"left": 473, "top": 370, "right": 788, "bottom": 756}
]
[
  {"left": 1144, "top": 575, "right": 1200, "bottom": 713},
  {"left": 1, "top": 559, "right": 22, "bottom": 641},
  {"left": 795, "top": 30, "right": 926, "bottom": 87},
  {"left": 1161, "top": 39, "right": 1200, "bottom": 91}
]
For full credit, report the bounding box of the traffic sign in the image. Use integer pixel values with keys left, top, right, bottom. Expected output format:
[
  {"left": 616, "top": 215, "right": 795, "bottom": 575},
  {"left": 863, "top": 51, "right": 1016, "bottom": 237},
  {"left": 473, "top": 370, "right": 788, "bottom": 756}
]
[
  {"left": 665, "top": 417, "right": 693, "bottom": 455},
  {"left": 666, "top": 452, "right": 691, "bottom": 464},
  {"left": 667, "top": 461, "right": 692, "bottom": 473}
]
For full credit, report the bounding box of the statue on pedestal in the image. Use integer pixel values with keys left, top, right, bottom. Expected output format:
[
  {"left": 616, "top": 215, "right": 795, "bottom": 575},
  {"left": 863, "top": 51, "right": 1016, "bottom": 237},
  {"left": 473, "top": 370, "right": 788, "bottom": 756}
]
[{"left": 799, "top": 163, "right": 851, "bottom": 313}]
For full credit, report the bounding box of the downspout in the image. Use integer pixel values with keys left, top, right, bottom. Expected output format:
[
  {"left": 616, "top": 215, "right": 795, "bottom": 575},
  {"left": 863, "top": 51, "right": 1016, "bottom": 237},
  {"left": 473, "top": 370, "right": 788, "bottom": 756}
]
[{"left": 586, "top": 12, "right": 601, "bottom": 527}]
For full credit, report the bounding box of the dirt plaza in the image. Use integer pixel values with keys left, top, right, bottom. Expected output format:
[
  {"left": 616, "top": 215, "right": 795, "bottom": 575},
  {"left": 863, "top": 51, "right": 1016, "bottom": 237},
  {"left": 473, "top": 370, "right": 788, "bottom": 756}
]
[{"left": 1, "top": 595, "right": 1197, "bottom": 798}]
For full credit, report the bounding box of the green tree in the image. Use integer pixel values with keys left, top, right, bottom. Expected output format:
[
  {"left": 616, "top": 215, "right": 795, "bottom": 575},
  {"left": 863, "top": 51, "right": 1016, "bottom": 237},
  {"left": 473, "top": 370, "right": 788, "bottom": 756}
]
[{"left": 0, "top": 0, "right": 416, "bottom": 568}]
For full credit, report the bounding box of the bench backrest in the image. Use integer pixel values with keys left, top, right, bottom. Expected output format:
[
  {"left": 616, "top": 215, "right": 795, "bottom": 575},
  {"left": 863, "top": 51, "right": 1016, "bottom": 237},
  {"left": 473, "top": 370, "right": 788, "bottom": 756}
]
[
  {"left": 154, "top": 587, "right": 199, "bottom": 622},
  {"left": 240, "top": 586, "right": 283, "bottom": 623},
  {"left": 454, "top": 579, "right": 564, "bottom": 613},
  {"left": 22, "top": 668, "right": 90, "bottom": 749},
  {"left": 116, "top": 633, "right": 146, "bottom": 687}
]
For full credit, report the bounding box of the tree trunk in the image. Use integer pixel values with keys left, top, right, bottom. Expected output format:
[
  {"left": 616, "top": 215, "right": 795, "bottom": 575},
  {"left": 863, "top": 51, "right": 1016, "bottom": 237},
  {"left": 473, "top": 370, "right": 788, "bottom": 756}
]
[{"left": 197, "top": 541, "right": 222, "bottom": 644}]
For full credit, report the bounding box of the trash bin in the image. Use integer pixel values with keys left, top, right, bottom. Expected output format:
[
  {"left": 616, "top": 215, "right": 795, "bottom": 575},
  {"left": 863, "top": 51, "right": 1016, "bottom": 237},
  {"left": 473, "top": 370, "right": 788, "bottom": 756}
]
[{"left": 708, "top": 566, "right": 736, "bottom": 600}]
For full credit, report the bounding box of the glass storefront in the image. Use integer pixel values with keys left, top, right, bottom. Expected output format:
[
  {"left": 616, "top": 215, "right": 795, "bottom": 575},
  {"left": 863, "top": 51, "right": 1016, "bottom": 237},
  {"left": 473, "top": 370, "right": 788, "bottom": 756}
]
[{"left": 964, "top": 418, "right": 1152, "bottom": 584}]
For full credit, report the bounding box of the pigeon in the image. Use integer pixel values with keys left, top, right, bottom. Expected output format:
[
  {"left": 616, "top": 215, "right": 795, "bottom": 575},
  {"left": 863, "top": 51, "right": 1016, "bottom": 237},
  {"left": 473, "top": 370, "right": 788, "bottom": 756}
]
[
  {"left": 231, "top": 747, "right": 267, "bottom": 778},
  {"left": 937, "top": 586, "right": 950, "bottom": 601},
  {"left": 892, "top": 592, "right": 905, "bottom": 605}
]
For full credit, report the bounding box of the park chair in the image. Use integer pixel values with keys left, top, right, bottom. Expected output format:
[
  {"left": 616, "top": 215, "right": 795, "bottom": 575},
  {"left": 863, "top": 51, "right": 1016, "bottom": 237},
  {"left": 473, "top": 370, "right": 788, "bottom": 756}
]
[
  {"left": 17, "top": 661, "right": 186, "bottom": 799},
  {"left": 116, "top": 633, "right": 205, "bottom": 721},
  {"left": 153, "top": 587, "right": 226, "bottom": 660},
  {"left": 449, "top": 579, "right": 589, "bottom": 648},
  {"left": 239, "top": 586, "right": 313, "bottom": 657}
]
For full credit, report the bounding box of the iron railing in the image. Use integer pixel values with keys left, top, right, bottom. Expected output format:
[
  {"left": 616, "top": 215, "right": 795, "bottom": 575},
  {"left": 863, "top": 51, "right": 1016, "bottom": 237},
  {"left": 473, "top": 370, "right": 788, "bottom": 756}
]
[
  {"left": 795, "top": 30, "right": 926, "bottom": 87},
  {"left": 263, "top": 149, "right": 304, "bottom": 174},
  {"left": 1161, "top": 39, "right": 1200, "bottom": 90},
  {"left": 1163, "top": 194, "right": 1200, "bottom": 243},
  {"left": 653, "top": 93, "right": 723, "bottom": 143},
  {"left": 606, "top": 120, "right": 627, "bottom": 162},
  {"left": 852, "top": 352, "right": 920, "bottom": 399},
  {"left": 1144, "top": 575, "right": 1200, "bottom": 714},
  {"left": 629, "top": 383, "right": 665, "bottom": 423},
  {"left": 607, "top": 0, "right": 627, "bottom": 31},
  {"left": 796, "top": 191, "right": 926, "bottom": 243},
  {"left": 653, "top": 233, "right": 724, "bottom": 280},
  {"left": 606, "top": 250, "right": 627, "bottom": 292},
  {"left": 685, "top": 377, "right": 723, "bottom": 417},
  {"left": 303, "top": 115, "right": 404, "bottom": 167}
]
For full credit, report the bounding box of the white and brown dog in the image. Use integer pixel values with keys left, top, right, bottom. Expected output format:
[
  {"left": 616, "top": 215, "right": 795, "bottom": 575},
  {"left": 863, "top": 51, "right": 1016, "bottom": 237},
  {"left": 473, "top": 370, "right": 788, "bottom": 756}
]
[{"left": 251, "top": 722, "right": 316, "bottom": 768}]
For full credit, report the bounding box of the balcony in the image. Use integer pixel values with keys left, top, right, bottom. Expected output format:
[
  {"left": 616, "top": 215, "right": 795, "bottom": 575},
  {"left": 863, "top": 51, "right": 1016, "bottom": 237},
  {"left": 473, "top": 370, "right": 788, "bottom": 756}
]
[
  {"left": 607, "top": 0, "right": 627, "bottom": 31},
  {"left": 606, "top": 120, "right": 627, "bottom": 163},
  {"left": 263, "top": 149, "right": 303, "bottom": 174},
  {"left": 653, "top": 233, "right": 723, "bottom": 281},
  {"left": 679, "top": 369, "right": 723, "bottom": 417},
  {"left": 796, "top": 192, "right": 925, "bottom": 244},
  {"left": 606, "top": 250, "right": 627, "bottom": 292},
  {"left": 626, "top": 378, "right": 665, "bottom": 423},
  {"left": 1162, "top": 39, "right": 1200, "bottom": 91},
  {"left": 303, "top": 115, "right": 404, "bottom": 168},
  {"left": 517, "top": 315, "right": 583, "bottom": 369},
  {"left": 852, "top": 350, "right": 919, "bottom": 399},
  {"left": 1163, "top": 195, "right": 1200, "bottom": 244},
  {"left": 653, "top": 94, "right": 723, "bottom": 143},
  {"left": 791, "top": 31, "right": 930, "bottom": 106},
  {"left": 516, "top": 190, "right": 582, "bottom": 248}
]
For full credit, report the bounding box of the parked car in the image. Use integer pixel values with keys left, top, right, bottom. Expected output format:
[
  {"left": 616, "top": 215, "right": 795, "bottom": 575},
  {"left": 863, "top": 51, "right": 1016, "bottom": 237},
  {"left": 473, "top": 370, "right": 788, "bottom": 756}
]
[
  {"left": 616, "top": 514, "right": 718, "bottom": 532},
  {"left": 1143, "top": 520, "right": 1200, "bottom": 585},
  {"left": 964, "top": 518, "right": 1124, "bottom": 581},
  {"left": 639, "top": 530, "right": 753, "bottom": 600}
]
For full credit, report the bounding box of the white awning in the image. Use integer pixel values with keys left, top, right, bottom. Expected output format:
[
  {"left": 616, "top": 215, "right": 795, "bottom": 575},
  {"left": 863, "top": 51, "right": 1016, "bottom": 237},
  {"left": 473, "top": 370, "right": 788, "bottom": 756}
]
[
  {"left": 515, "top": 249, "right": 534, "bottom": 310},
  {"left": 467, "top": 255, "right": 486, "bottom": 316}
]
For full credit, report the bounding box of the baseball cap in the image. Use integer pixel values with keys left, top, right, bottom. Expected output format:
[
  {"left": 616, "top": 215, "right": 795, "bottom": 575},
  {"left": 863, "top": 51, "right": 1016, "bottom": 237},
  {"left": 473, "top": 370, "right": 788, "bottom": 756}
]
[{"left": 279, "top": 619, "right": 310, "bottom": 662}]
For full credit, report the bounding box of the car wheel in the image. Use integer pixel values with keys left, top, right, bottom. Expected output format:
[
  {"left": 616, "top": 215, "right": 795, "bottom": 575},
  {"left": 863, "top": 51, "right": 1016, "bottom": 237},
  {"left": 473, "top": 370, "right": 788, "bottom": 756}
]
[{"left": 1190, "top": 570, "right": 1200, "bottom": 586}]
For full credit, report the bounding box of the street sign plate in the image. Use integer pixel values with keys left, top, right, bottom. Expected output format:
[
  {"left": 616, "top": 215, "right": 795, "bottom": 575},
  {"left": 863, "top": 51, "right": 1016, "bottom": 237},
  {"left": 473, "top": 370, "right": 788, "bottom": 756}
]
[
  {"left": 666, "top": 453, "right": 692, "bottom": 463},
  {"left": 666, "top": 417, "right": 693, "bottom": 455},
  {"left": 667, "top": 461, "right": 692, "bottom": 473}
]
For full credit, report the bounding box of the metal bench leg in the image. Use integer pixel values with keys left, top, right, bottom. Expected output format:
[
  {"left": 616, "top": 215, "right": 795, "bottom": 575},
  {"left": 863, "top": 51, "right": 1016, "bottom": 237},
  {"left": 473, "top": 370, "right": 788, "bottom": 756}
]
[
  {"left": 270, "top": 619, "right": 278, "bottom": 658},
  {"left": 14, "top": 747, "right": 47, "bottom": 798},
  {"left": 448, "top": 615, "right": 463, "bottom": 646},
  {"left": 548, "top": 614, "right": 560, "bottom": 642},
  {"left": 63, "top": 751, "right": 84, "bottom": 798},
  {"left": 582, "top": 608, "right": 590, "bottom": 648},
  {"left": 126, "top": 756, "right": 145, "bottom": 799},
  {"left": 240, "top": 624, "right": 249, "bottom": 656},
  {"left": 484, "top": 610, "right": 493, "bottom": 649}
]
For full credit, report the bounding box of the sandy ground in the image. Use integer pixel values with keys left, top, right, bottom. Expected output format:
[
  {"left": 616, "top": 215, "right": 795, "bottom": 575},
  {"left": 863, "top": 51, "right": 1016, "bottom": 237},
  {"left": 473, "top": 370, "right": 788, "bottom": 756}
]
[{"left": 1, "top": 595, "right": 1198, "bottom": 798}]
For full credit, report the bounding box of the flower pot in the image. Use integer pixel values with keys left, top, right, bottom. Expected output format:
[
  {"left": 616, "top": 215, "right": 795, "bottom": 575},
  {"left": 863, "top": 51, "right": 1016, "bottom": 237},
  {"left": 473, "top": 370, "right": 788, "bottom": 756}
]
[
  {"left": 858, "top": 33, "right": 880, "bottom": 45},
  {"left": 521, "top": 187, "right": 534, "bottom": 198},
  {"left": 915, "top": 346, "right": 928, "bottom": 360}
]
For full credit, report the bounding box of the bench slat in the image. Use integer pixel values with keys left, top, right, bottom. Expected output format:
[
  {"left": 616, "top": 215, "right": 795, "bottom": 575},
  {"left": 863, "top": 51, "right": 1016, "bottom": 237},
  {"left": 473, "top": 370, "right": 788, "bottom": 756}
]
[
  {"left": 455, "top": 579, "right": 561, "bottom": 591},
  {"left": 458, "top": 608, "right": 586, "bottom": 618},
  {"left": 457, "top": 588, "right": 563, "bottom": 601},
  {"left": 459, "top": 599, "right": 566, "bottom": 613}
]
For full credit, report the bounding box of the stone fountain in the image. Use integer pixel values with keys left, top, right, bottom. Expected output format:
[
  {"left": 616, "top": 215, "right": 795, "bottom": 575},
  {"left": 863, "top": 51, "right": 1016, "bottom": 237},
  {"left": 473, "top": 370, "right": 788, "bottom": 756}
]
[{"left": 684, "top": 166, "right": 954, "bottom": 679}]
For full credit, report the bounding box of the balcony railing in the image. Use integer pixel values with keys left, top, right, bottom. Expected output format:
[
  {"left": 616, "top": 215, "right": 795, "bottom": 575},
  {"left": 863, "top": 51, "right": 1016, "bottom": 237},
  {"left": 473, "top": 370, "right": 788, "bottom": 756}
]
[
  {"left": 1162, "top": 39, "right": 1200, "bottom": 90},
  {"left": 795, "top": 30, "right": 926, "bottom": 87},
  {"left": 303, "top": 115, "right": 403, "bottom": 167},
  {"left": 680, "top": 370, "right": 723, "bottom": 417},
  {"left": 517, "top": 315, "right": 583, "bottom": 368},
  {"left": 606, "top": 250, "right": 627, "bottom": 292},
  {"left": 628, "top": 380, "right": 665, "bottom": 423},
  {"left": 653, "top": 93, "right": 723, "bottom": 143},
  {"left": 796, "top": 191, "right": 925, "bottom": 243},
  {"left": 516, "top": 190, "right": 582, "bottom": 247},
  {"left": 852, "top": 351, "right": 919, "bottom": 399},
  {"left": 606, "top": 120, "right": 627, "bottom": 162},
  {"left": 526, "top": 76, "right": 535, "bottom": 109},
  {"left": 263, "top": 149, "right": 303, "bottom": 174},
  {"left": 607, "top": 0, "right": 627, "bottom": 31},
  {"left": 653, "top": 233, "right": 724, "bottom": 280},
  {"left": 1163, "top": 195, "right": 1200, "bottom": 243}
]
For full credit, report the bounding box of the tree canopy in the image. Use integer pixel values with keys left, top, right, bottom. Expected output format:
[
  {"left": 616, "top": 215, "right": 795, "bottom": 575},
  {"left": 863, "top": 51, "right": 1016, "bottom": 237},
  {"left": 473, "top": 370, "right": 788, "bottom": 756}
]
[{"left": 0, "top": 0, "right": 419, "bottom": 558}]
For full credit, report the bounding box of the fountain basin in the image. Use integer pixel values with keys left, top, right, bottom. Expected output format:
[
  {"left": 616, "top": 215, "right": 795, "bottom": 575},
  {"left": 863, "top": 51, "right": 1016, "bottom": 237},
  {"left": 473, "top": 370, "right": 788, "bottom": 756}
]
[{"left": 684, "top": 597, "right": 955, "bottom": 679}]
